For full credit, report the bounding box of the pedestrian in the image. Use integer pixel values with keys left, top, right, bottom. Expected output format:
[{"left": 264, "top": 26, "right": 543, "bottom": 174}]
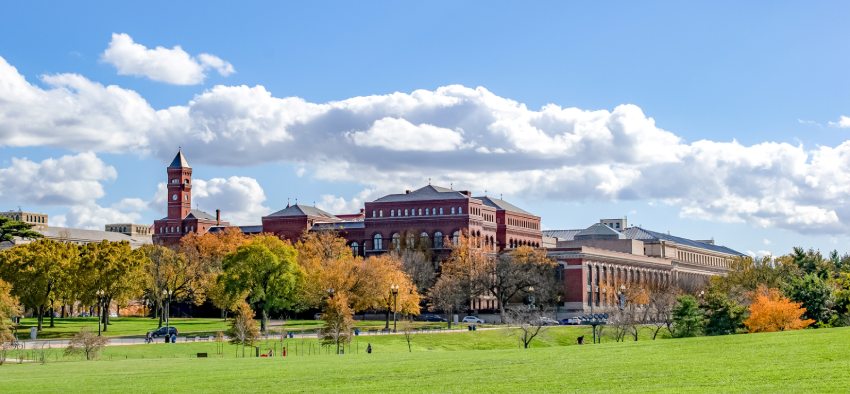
[
  {"left": 171, "top": 333, "right": 177, "bottom": 344},
  {"left": 145, "top": 332, "right": 152, "bottom": 344},
  {"left": 366, "top": 343, "right": 372, "bottom": 354}
]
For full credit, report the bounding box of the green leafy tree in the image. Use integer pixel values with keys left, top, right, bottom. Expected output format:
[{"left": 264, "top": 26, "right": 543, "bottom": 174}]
[
  {"left": 784, "top": 273, "right": 834, "bottom": 327},
  {"left": 0, "top": 216, "right": 42, "bottom": 243},
  {"left": 0, "top": 239, "right": 76, "bottom": 331},
  {"left": 703, "top": 291, "right": 746, "bottom": 335},
  {"left": 671, "top": 295, "right": 704, "bottom": 338},
  {"left": 220, "top": 235, "right": 303, "bottom": 332},
  {"left": 0, "top": 278, "right": 21, "bottom": 353},
  {"left": 78, "top": 241, "right": 146, "bottom": 332},
  {"left": 228, "top": 302, "right": 260, "bottom": 357}
]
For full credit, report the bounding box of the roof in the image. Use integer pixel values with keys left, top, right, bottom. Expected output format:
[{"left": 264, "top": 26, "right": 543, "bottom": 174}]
[
  {"left": 37, "top": 227, "right": 152, "bottom": 247},
  {"left": 209, "top": 225, "right": 262, "bottom": 234},
  {"left": 373, "top": 185, "right": 469, "bottom": 203},
  {"left": 186, "top": 209, "right": 216, "bottom": 221},
  {"left": 474, "top": 196, "right": 534, "bottom": 216},
  {"left": 168, "top": 150, "right": 190, "bottom": 168},
  {"left": 574, "top": 223, "right": 625, "bottom": 240},
  {"left": 266, "top": 204, "right": 339, "bottom": 220},
  {"left": 621, "top": 227, "right": 744, "bottom": 256},
  {"left": 543, "top": 229, "right": 581, "bottom": 240}
]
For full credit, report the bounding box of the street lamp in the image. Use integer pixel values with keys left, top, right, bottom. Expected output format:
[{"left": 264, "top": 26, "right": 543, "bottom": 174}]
[
  {"left": 391, "top": 284, "right": 399, "bottom": 333},
  {"left": 556, "top": 295, "right": 561, "bottom": 318},
  {"left": 96, "top": 289, "right": 105, "bottom": 336},
  {"left": 163, "top": 289, "right": 172, "bottom": 342},
  {"left": 527, "top": 286, "right": 535, "bottom": 309}
]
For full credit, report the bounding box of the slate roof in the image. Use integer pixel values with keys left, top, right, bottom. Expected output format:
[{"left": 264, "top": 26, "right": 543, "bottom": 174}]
[
  {"left": 266, "top": 204, "right": 339, "bottom": 220},
  {"left": 474, "top": 196, "right": 534, "bottom": 216},
  {"left": 575, "top": 223, "right": 625, "bottom": 240},
  {"left": 186, "top": 209, "right": 216, "bottom": 221},
  {"left": 542, "top": 229, "right": 581, "bottom": 240},
  {"left": 621, "top": 227, "right": 744, "bottom": 256},
  {"left": 373, "top": 185, "right": 469, "bottom": 203},
  {"left": 168, "top": 150, "right": 190, "bottom": 168}
]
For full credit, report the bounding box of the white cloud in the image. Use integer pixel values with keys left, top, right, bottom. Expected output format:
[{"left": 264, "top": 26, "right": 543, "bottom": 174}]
[
  {"left": 59, "top": 202, "right": 145, "bottom": 230},
  {"left": 101, "top": 33, "right": 234, "bottom": 85},
  {"left": 828, "top": 115, "right": 850, "bottom": 128},
  {"left": 4, "top": 54, "right": 850, "bottom": 235},
  {"left": 0, "top": 152, "right": 116, "bottom": 205}
]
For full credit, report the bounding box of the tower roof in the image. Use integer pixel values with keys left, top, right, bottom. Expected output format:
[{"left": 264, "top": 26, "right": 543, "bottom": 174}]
[{"left": 168, "top": 150, "right": 190, "bottom": 168}]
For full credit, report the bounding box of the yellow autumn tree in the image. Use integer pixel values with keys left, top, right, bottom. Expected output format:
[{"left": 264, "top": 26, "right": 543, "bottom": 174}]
[{"left": 744, "top": 285, "right": 814, "bottom": 333}]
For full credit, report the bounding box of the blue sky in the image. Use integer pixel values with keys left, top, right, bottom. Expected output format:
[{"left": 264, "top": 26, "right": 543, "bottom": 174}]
[{"left": 1, "top": 1, "right": 849, "bottom": 256}]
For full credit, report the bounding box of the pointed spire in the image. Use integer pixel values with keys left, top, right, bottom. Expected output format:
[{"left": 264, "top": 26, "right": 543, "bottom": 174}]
[{"left": 168, "top": 148, "right": 190, "bottom": 168}]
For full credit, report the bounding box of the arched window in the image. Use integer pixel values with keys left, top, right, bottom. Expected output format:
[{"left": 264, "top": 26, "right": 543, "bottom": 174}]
[
  {"left": 373, "top": 234, "right": 383, "bottom": 250},
  {"left": 425, "top": 208, "right": 430, "bottom": 215},
  {"left": 434, "top": 231, "right": 444, "bottom": 248},
  {"left": 404, "top": 209, "right": 409, "bottom": 216},
  {"left": 392, "top": 233, "right": 401, "bottom": 250},
  {"left": 379, "top": 210, "right": 384, "bottom": 217},
  {"left": 452, "top": 231, "right": 461, "bottom": 245},
  {"left": 458, "top": 207, "right": 463, "bottom": 214},
  {"left": 372, "top": 210, "right": 376, "bottom": 218},
  {"left": 351, "top": 242, "right": 359, "bottom": 256},
  {"left": 418, "top": 208, "right": 423, "bottom": 216},
  {"left": 407, "top": 233, "right": 415, "bottom": 249},
  {"left": 420, "top": 232, "right": 429, "bottom": 247},
  {"left": 451, "top": 207, "right": 455, "bottom": 215},
  {"left": 439, "top": 207, "right": 444, "bottom": 215}
]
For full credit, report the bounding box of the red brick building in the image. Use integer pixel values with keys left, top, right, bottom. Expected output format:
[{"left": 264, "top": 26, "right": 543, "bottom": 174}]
[{"left": 152, "top": 150, "right": 228, "bottom": 246}]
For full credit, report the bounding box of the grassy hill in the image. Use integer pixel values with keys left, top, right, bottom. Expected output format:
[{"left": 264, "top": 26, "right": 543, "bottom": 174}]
[{"left": 2, "top": 327, "right": 848, "bottom": 392}]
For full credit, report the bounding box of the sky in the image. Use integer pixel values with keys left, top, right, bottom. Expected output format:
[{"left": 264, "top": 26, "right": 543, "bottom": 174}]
[{"left": 1, "top": 1, "right": 849, "bottom": 257}]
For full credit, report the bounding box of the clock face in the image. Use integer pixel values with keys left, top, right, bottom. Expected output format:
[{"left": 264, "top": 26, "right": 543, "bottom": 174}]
[{"left": 172, "top": 194, "right": 178, "bottom": 201}]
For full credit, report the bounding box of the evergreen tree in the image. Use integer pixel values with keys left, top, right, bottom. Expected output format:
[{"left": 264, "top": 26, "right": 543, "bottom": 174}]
[{"left": 672, "top": 295, "right": 704, "bottom": 337}]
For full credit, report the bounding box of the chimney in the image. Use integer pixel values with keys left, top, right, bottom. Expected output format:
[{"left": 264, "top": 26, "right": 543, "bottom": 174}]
[
  {"left": 405, "top": 190, "right": 411, "bottom": 194},
  {"left": 216, "top": 209, "right": 221, "bottom": 225}
]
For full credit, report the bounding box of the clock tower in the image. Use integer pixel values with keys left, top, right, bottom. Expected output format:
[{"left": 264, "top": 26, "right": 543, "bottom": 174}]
[{"left": 166, "top": 149, "right": 192, "bottom": 220}]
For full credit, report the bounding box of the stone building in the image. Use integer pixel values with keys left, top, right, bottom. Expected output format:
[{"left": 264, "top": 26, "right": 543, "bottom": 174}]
[
  {"left": 105, "top": 223, "right": 152, "bottom": 237},
  {"left": 0, "top": 210, "right": 48, "bottom": 230},
  {"left": 545, "top": 218, "right": 745, "bottom": 312}
]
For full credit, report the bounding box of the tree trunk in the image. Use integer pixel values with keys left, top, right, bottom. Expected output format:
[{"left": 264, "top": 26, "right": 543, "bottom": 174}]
[
  {"left": 36, "top": 305, "right": 44, "bottom": 331},
  {"left": 101, "top": 301, "right": 108, "bottom": 332},
  {"left": 384, "top": 306, "right": 391, "bottom": 330},
  {"left": 49, "top": 300, "right": 55, "bottom": 328},
  {"left": 447, "top": 306, "right": 453, "bottom": 330},
  {"left": 261, "top": 309, "right": 268, "bottom": 333},
  {"left": 498, "top": 299, "right": 506, "bottom": 324},
  {"left": 61, "top": 304, "right": 67, "bottom": 318}
]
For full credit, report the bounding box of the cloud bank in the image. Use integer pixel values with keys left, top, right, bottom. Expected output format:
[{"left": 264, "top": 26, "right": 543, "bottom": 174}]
[{"left": 0, "top": 55, "right": 848, "bottom": 234}]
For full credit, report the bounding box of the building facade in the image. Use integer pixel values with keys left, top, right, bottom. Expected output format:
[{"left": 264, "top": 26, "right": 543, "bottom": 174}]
[
  {"left": 0, "top": 210, "right": 48, "bottom": 230},
  {"left": 545, "top": 218, "right": 745, "bottom": 312},
  {"left": 105, "top": 223, "right": 152, "bottom": 237},
  {"left": 152, "top": 150, "right": 229, "bottom": 246}
]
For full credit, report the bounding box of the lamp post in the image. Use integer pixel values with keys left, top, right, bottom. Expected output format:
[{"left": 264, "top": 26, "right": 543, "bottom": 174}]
[
  {"left": 391, "top": 284, "right": 399, "bottom": 333},
  {"left": 527, "top": 286, "right": 535, "bottom": 309},
  {"left": 163, "top": 289, "right": 171, "bottom": 342},
  {"left": 556, "top": 295, "right": 561, "bottom": 318},
  {"left": 96, "top": 289, "right": 105, "bottom": 336}
]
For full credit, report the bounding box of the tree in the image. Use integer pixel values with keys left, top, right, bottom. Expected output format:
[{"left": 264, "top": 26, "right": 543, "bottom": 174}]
[
  {"left": 320, "top": 292, "right": 354, "bottom": 355},
  {"left": 784, "top": 273, "right": 834, "bottom": 327},
  {"left": 64, "top": 328, "right": 108, "bottom": 360},
  {"left": 744, "top": 285, "right": 815, "bottom": 333},
  {"left": 505, "top": 305, "right": 551, "bottom": 349},
  {"left": 482, "top": 246, "right": 557, "bottom": 321},
  {"left": 179, "top": 228, "right": 248, "bottom": 317},
  {"left": 78, "top": 241, "right": 146, "bottom": 332},
  {"left": 394, "top": 248, "right": 436, "bottom": 293},
  {"left": 428, "top": 233, "right": 487, "bottom": 326},
  {"left": 0, "top": 216, "right": 42, "bottom": 243},
  {"left": 703, "top": 291, "right": 746, "bottom": 335},
  {"left": 227, "top": 302, "right": 260, "bottom": 357},
  {"left": 646, "top": 285, "right": 679, "bottom": 339},
  {"left": 220, "top": 235, "right": 304, "bottom": 332},
  {"left": 0, "top": 239, "right": 76, "bottom": 331},
  {"left": 140, "top": 245, "right": 207, "bottom": 327},
  {"left": 0, "top": 278, "right": 21, "bottom": 363},
  {"left": 367, "top": 255, "right": 421, "bottom": 330},
  {"left": 671, "top": 295, "right": 704, "bottom": 337}
]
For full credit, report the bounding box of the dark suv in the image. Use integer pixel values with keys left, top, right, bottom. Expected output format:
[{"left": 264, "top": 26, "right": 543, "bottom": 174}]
[{"left": 148, "top": 327, "right": 178, "bottom": 338}]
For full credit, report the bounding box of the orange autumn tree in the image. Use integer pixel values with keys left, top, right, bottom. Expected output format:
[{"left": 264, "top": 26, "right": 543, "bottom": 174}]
[{"left": 744, "top": 285, "right": 814, "bottom": 333}]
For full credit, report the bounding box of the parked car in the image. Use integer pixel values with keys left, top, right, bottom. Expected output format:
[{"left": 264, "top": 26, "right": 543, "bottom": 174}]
[
  {"left": 461, "top": 316, "right": 485, "bottom": 324},
  {"left": 419, "top": 314, "right": 447, "bottom": 322},
  {"left": 534, "top": 317, "right": 559, "bottom": 326},
  {"left": 148, "top": 326, "right": 178, "bottom": 338},
  {"left": 313, "top": 313, "right": 324, "bottom": 320},
  {"left": 559, "top": 317, "right": 580, "bottom": 325}
]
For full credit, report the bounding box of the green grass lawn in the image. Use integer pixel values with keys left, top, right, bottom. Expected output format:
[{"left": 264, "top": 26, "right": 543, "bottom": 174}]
[
  {"left": 3, "top": 327, "right": 848, "bottom": 392},
  {"left": 15, "top": 317, "right": 450, "bottom": 339}
]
